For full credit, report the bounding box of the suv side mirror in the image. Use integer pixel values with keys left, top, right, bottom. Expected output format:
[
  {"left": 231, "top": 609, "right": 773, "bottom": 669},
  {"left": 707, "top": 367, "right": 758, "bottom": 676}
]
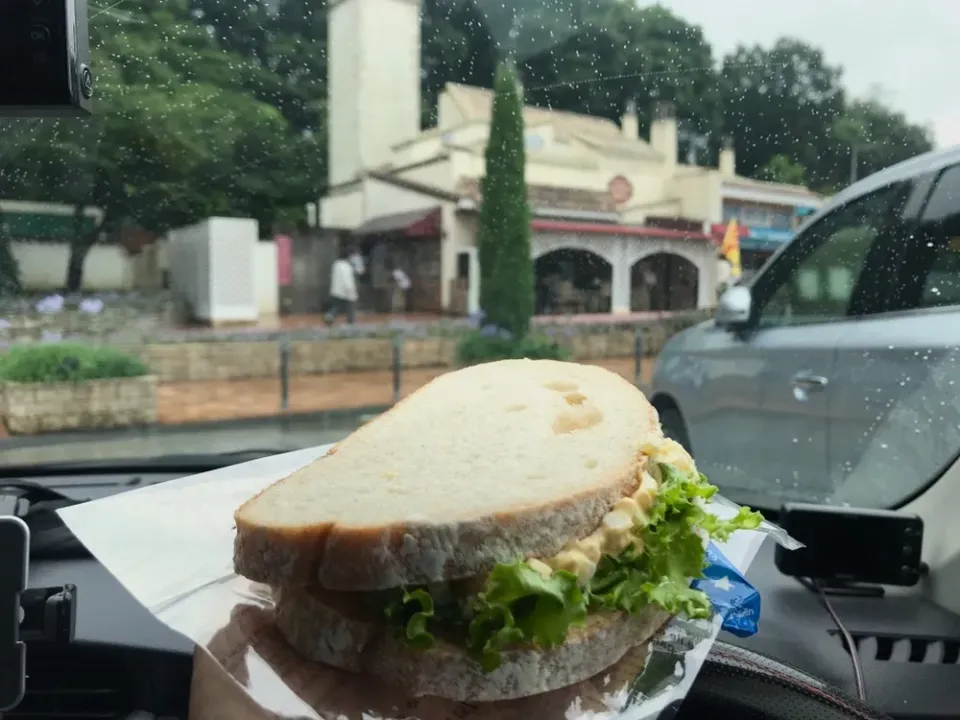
[{"left": 716, "top": 285, "right": 752, "bottom": 327}]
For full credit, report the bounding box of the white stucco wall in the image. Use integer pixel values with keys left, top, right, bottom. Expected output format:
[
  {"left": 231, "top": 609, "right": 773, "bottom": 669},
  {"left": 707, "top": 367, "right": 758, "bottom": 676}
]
[
  {"left": 12, "top": 242, "right": 134, "bottom": 291},
  {"left": 167, "top": 217, "right": 260, "bottom": 323}
]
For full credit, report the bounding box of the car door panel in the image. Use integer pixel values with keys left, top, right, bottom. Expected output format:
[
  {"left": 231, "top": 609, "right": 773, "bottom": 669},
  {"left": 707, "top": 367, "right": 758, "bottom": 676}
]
[
  {"left": 750, "top": 323, "right": 843, "bottom": 502},
  {"left": 663, "top": 323, "right": 767, "bottom": 493},
  {"left": 830, "top": 163, "right": 960, "bottom": 508},
  {"left": 737, "top": 180, "right": 913, "bottom": 505}
]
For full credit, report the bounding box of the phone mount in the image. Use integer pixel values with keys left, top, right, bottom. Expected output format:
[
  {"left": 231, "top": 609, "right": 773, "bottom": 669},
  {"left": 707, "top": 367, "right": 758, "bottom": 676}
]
[{"left": 1, "top": 516, "right": 77, "bottom": 712}]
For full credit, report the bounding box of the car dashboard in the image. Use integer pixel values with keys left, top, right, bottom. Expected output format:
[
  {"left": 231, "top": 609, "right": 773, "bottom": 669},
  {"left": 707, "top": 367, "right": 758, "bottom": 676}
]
[{"left": 8, "top": 470, "right": 960, "bottom": 720}]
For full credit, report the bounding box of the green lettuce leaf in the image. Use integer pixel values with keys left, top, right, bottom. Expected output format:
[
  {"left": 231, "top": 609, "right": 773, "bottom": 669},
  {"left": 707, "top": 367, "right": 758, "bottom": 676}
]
[
  {"left": 467, "top": 561, "right": 588, "bottom": 671},
  {"left": 590, "top": 464, "right": 762, "bottom": 620},
  {"left": 384, "top": 588, "right": 436, "bottom": 649}
]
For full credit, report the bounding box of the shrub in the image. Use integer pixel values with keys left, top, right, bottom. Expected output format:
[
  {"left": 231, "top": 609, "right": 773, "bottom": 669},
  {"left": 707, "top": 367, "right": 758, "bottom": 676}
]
[
  {"left": 476, "top": 62, "right": 534, "bottom": 339},
  {"left": 457, "top": 327, "right": 570, "bottom": 367},
  {"left": 0, "top": 343, "right": 148, "bottom": 384}
]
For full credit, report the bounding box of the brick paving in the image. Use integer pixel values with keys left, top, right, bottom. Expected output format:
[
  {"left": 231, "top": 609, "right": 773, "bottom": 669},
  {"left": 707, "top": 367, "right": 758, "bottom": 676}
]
[{"left": 157, "top": 357, "right": 654, "bottom": 425}]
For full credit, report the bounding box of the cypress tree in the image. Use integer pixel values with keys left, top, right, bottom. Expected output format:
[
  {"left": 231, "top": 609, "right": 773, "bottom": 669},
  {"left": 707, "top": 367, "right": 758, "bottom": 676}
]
[{"left": 477, "top": 62, "right": 533, "bottom": 338}]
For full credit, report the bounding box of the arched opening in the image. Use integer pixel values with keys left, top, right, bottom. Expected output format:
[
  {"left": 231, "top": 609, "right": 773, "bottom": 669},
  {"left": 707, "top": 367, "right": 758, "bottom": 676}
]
[
  {"left": 630, "top": 253, "right": 699, "bottom": 311},
  {"left": 534, "top": 248, "right": 612, "bottom": 315}
]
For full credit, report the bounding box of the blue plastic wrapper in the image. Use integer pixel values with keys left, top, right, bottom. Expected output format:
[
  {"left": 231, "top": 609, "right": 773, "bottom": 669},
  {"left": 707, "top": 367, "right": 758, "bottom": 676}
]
[{"left": 692, "top": 541, "right": 761, "bottom": 638}]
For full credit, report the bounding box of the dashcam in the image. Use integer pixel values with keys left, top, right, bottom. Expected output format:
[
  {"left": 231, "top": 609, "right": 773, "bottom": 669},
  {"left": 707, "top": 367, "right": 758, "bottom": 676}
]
[
  {"left": 775, "top": 503, "right": 924, "bottom": 590},
  {"left": 0, "top": 0, "right": 92, "bottom": 116}
]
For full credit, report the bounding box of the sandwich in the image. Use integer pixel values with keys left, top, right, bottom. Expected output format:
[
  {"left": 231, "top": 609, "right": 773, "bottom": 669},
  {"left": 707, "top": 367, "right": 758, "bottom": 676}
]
[{"left": 233, "top": 359, "right": 761, "bottom": 702}]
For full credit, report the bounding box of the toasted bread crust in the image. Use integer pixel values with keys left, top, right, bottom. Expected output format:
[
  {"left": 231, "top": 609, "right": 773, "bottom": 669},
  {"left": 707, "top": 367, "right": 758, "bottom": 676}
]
[
  {"left": 233, "top": 361, "right": 663, "bottom": 591},
  {"left": 273, "top": 585, "right": 672, "bottom": 702}
]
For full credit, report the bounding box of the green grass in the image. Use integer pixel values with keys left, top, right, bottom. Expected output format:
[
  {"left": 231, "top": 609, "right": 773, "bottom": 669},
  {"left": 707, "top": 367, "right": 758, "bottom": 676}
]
[{"left": 0, "top": 343, "right": 149, "bottom": 384}]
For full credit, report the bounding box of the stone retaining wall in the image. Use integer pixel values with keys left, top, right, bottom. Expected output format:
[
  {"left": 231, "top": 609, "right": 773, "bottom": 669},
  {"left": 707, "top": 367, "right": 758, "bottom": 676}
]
[
  {"left": 1, "top": 375, "right": 158, "bottom": 434},
  {"left": 0, "top": 292, "right": 177, "bottom": 342},
  {"left": 129, "top": 312, "right": 708, "bottom": 383}
]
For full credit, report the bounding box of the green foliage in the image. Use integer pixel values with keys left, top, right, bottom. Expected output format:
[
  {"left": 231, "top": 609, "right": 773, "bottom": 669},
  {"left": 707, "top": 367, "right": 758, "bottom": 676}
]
[
  {"left": 456, "top": 330, "right": 569, "bottom": 366},
  {"left": 521, "top": 3, "right": 723, "bottom": 148},
  {"left": 477, "top": 63, "right": 534, "bottom": 339},
  {"left": 757, "top": 154, "right": 807, "bottom": 186},
  {"left": 720, "top": 38, "right": 932, "bottom": 192},
  {"left": 0, "top": 344, "right": 149, "bottom": 384},
  {"left": 831, "top": 99, "right": 935, "bottom": 186}
]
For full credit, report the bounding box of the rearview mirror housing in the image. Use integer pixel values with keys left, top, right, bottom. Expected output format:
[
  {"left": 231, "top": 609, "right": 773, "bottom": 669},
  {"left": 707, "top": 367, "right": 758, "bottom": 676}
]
[{"left": 716, "top": 285, "right": 752, "bottom": 327}]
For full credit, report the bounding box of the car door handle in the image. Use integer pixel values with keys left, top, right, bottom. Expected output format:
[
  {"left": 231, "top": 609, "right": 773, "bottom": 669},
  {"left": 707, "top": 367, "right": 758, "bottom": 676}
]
[{"left": 790, "top": 373, "right": 828, "bottom": 389}]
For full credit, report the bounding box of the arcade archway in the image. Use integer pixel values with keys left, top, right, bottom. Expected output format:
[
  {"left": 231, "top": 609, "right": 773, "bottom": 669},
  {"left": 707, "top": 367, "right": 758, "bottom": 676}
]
[
  {"left": 630, "top": 252, "right": 699, "bottom": 311},
  {"left": 534, "top": 248, "right": 612, "bottom": 315}
]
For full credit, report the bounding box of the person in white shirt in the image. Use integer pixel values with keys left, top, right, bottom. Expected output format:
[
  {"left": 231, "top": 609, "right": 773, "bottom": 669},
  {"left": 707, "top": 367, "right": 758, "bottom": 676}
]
[
  {"left": 390, "top": 262, "right": 411, "bottom": 314},
  {"left": 325, "top": 245, "right": 360, "bottom": 324}
]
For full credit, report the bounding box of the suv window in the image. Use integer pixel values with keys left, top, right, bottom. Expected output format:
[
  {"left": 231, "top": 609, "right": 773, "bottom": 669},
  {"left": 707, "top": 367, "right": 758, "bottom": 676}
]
[
  {"left": 898, "top": 164, "right": 960, "bottom": 309},
  {"left": 757, "top": 184, "right": 909, "bottom": 327}
]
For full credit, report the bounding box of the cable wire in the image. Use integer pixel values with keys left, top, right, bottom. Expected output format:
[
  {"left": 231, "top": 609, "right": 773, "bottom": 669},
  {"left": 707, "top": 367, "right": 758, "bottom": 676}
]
[{"left": 805, "top": 578, "right": 867, "bottom": 702}]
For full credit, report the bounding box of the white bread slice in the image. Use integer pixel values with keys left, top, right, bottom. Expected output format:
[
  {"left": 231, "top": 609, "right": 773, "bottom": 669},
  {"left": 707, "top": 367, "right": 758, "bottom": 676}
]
[
  {"left": 234, "top": 359, "right": 663, "bottom": 591},
  {"left": 273, "top": 585, "right": 672, "bottom": 702}
]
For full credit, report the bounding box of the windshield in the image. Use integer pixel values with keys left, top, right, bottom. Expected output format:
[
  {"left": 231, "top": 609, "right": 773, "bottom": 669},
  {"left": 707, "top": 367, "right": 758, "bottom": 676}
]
[{"left": 0, "top": 0, "right": 954, "bottom": 514}]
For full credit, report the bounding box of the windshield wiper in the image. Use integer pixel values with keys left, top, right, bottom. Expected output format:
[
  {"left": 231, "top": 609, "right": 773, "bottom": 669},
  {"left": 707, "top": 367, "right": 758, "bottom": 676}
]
[{"left": 0, "top": 449, "right": 289, "bottom": 478}]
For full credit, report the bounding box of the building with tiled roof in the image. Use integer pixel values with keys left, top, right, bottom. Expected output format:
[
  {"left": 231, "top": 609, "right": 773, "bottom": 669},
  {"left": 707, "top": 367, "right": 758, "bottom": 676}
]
[{"left": 320, "top": 0, "right": 824, "bottom": 315}]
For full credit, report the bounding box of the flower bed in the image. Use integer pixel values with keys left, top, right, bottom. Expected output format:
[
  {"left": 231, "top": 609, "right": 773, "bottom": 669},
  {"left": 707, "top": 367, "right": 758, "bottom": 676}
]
[{"left": 0, "top": 344, "right": 157, "bottom": 434}]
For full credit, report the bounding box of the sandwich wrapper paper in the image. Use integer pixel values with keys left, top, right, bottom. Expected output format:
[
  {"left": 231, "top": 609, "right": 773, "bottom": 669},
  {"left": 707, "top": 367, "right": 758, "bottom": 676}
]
[{"left": 56, "top": 444, "right": 800, "bottom": 720}]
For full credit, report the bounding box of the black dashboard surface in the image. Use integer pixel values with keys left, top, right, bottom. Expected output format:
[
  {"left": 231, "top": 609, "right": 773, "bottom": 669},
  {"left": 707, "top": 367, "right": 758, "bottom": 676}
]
[{"left": 17, "top": 471, "right": 960, "bottom": 720}]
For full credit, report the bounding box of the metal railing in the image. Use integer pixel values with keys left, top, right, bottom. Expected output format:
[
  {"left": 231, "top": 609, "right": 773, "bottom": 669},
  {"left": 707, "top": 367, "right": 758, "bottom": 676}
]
[{"left": 276, "top": 327, "right": 650, "bottom": 412}]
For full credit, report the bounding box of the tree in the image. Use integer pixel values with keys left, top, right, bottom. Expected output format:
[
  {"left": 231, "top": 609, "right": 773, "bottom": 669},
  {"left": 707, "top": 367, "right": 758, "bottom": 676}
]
[
  {"left": 720, "top": 38, "right": 846, "bottom": 190},
  {"left": 421, "top": 0, "right": 497, "bottom": 127},
  {"left": 831, "top": 99, "right": 933, "bottom": 186},
  {"left": 720, "top": 38, "right": 932, "bottom": 192},
  {"left": 477, "top": 63, "right": 533, "bottom": 338},
  {"left": 520, "top": 2, "right": 722, "bottom": 156},
  {"left": 757, "top": 154, "right": 807, "bottom": 186}
]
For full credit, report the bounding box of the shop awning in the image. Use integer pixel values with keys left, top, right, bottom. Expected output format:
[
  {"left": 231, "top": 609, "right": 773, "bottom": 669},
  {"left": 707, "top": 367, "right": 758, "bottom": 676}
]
[{"left": 353, "top": 207, "right": 441, "bottom": 238}]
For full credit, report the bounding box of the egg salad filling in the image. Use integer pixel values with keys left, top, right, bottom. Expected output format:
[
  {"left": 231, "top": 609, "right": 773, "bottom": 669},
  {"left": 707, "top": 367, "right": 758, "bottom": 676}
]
[{"left": 380, "top": 439, "right": 762, "bottom": 672}]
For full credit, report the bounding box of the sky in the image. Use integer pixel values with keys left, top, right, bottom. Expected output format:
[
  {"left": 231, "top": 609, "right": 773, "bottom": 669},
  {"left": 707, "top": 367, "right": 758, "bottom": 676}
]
[{"left": 658, "top": 0, "right": 960, "bottom": 149}]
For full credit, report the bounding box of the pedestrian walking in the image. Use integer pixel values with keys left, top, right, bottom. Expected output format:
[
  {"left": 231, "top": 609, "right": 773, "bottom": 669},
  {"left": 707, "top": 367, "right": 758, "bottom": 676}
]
[
  {"left": 325, "top": 245, "right": 361, "bottom": 324},
  {"left": 390, "top": 264, "right": 411, "bottom": 314}
]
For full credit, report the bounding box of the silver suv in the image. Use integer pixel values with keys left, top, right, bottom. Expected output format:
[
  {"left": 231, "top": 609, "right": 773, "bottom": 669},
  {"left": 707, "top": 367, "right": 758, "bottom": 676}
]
[{"left": 650, "top": 144, "right": 960, "bottom": 511}]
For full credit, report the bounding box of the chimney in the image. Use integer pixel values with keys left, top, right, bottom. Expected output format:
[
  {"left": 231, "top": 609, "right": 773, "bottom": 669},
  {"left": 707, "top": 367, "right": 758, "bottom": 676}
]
[
  {"left": 326, "top": 0, "right": 423, "bottom": 186},
  {"left": 649, "top": 100, "right": 677, "bottom": 169},
  {"left": 621, "top": 98, "right": 639, "bottom": 139},
  {"left": 719, "top": 135, "right": 736, "bottom": 177}
]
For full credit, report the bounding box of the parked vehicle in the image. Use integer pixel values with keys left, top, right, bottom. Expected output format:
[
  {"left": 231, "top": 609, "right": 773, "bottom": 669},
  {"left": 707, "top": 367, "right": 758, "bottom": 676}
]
[{"left": 650, "top": 144, "right": 960, "bottom": 511}]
